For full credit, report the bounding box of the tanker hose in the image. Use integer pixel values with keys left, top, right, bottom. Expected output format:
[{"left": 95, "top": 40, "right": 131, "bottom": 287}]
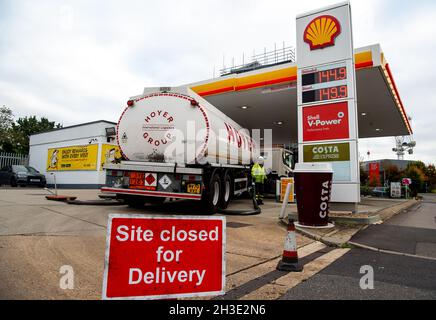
[
  {"left": 217, "top": 183, "right": 261, "bottom": 216},
  {"left": 66, "top": 199, "right": 125, "bottom": 206}
]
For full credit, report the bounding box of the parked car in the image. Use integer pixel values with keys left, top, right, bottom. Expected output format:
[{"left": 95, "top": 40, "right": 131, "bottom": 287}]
[
  {"left": 0, "top": 165, "right": 46, "bottom": 187},
  {"left": 371, "top": 186, "right": 389, "bottom": 197}
]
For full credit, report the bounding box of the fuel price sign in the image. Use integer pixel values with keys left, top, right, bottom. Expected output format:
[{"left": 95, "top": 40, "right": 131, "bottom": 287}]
[
  {"left": 302, "top": 85, "right": 348, "bottom": 103},
  {"left": 302, "top": 66, "right": 347, "bottom": 85},
  {"left": 300, "top": 62, "right": 349, "bottom": 104}
]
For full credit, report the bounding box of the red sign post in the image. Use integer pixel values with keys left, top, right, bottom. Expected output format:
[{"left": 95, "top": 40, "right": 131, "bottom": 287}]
[
  {"left": 102, "top": 215, "right": 226, "bottom": 300},
  {"left": 369, "top": 162, "right": 381, "bottom": 186}
]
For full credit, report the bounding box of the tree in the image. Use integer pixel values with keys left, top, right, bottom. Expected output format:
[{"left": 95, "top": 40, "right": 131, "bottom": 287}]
[
  {"left": 10, "top": 116, "right": 62, "bottom": 154},
  {"left": 360, "top": 163, "right": 368, "bottom": 185},
  {"left": 404, "top": 162, "right": 427, "bottom": 196},
  {"left": 384, "top": 165, "right": 402, "bottom": 184},
  {"left": 368, "top": 176, "right": 380, "bottom": 188},
  {"left": 1, "top": 106, "right": 63, "bottom": 154},
  {"left": 0, "top": 105, "right": 14, "bottom": 152},
  {"left": 425, "top": 164, "right": 436, "bottom": 191}
]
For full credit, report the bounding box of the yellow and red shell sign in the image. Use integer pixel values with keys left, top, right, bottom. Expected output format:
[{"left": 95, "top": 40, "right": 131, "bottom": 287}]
[{"left": 303, "top": 15, "right": 341, "bottom": 50}]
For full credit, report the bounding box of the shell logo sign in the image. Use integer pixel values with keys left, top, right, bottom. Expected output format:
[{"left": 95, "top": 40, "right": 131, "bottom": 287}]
[{"left": 303, "top": 15, "right": 341, "bottom": 50}]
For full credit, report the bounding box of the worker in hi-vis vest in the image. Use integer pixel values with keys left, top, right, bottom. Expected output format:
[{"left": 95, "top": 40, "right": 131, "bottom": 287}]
[{"left": 252, "top": 156, "right": 267, "bottom": 205}]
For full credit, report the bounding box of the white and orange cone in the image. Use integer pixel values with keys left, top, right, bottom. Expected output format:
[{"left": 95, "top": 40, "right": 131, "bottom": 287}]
[{"left": 277, "top": 220, "right": 303, "bottom": 272}]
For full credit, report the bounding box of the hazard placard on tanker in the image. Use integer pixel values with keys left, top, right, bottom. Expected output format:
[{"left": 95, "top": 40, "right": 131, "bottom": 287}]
[{"left": 102, "top": 214, "right": 226, "bottom": 300}]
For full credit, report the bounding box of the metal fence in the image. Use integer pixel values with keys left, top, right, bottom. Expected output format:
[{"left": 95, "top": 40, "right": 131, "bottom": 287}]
[
  {"left": 220, "top": 45, "right": 296, "bottom": 76},
  {"left": 0, "top": 152, "right": 29, "bottom": 168}
]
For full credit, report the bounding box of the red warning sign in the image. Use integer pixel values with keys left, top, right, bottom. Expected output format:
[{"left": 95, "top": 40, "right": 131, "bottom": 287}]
[
  {"left": 303, "top": 102, "right": 349, "bottom": 142},
  {"left": 102, "top": 215, "right": 226, "bottom": 300}
]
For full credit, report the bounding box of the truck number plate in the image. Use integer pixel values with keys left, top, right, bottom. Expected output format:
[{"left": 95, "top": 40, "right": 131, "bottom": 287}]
[{"left": 187, "top": 183, "right": 201, "bottom": 194}]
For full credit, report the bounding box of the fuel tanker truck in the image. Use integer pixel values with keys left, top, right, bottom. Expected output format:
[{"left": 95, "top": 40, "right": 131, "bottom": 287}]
[{"left": 101, "top": 86, "right": 260, "bottom": 212}]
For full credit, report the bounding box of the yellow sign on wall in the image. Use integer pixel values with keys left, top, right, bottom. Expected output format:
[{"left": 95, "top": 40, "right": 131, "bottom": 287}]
[
  {"left": 280, "top": 177, "right": 295, "bottom": 203},
  {"left": 100, "top": 144, "right": 122, "bottom": 170},
  {"left": 47, "top": 145, "right": 98, "bottom": 171}
]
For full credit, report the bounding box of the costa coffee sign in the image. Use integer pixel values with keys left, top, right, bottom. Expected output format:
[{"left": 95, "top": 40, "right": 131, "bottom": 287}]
[
  {"left": 303, "top": 102, "right": 349, "bottom": 142},
  {"left": 303, "top": 142, "right": 350, "bottom": 162},
  {"left": 319, "top": 180, "right": 332, "bottom": 219}
]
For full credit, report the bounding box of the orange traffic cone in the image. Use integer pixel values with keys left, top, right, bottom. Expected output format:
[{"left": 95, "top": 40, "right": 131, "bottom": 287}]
[{"left": 277, "top": 220, "right": 303, "bottom": 272}]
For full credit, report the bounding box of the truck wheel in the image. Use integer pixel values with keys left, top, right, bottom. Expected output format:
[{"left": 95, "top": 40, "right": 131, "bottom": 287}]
[
  {"left": 219, "top": 172, "right": 232, "bottom": 209},
  {"left": 10, "top": 178, "right": 17, "bottom": 187},
  {"left": 203, "top": 173, "right": 221, "bottom": 214}
]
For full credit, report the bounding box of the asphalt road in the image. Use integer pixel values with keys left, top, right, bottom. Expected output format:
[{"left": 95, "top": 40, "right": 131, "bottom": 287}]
[
  {"left": 281, "top": 194, "right": 436, "bottom": 300},
  {"left": 0, "top": 188, "right": 422, "bottom": 300},
  {"left": 280, "top": 248, "right": 436, "bottom": 300},
  {"left": 350, "top": 194, "right": 436, "bottom": 258},
  {"left": 0, "top": 188, "right": 314, "bottom": 299}
]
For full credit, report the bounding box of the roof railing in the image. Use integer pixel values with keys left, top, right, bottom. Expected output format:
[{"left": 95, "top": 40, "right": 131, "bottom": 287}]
[{"left": 220, "top": 45, "right": 296, "bottom": 76}]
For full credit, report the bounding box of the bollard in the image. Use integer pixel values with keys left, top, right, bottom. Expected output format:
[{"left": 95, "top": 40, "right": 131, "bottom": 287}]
[{"left": 279, "top": 183, "right": 292, "bottom": 219}]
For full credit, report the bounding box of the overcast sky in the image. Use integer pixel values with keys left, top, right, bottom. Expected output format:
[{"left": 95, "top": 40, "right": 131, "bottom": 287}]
[{"left": 1, "top": 0, "right": 435, "bottom": 164}]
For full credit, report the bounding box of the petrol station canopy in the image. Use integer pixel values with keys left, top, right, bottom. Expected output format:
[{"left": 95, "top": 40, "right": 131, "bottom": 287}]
[{"left": 188, "top": 44, "right": 412, "bottom": 145}]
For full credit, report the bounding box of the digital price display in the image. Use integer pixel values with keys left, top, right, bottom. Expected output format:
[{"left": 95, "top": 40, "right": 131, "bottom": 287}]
[
  {"left": 302, "top": 85, "right": 348, "bottom": 103},
  {"left": 302, "top": 66, "right": 347, "bottom": 86}
]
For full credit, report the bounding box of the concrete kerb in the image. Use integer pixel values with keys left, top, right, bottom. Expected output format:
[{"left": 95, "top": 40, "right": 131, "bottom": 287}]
[
  {"left": 347, "top": 241, "right": 436, "bottom": 262},
  {"left": 278, "top": 218, "right": 343, "bottom": 248},
  {"left": 280, "top": 199, "right": 419, "bottom": 248},
  {"left": 290, "top": 198, "right": 418, "bottom": 225},
  {"left": 286, "top": 212, "right": 381, "bottom": 225},
  {"left": 377, "top": 199, "right": 420, "bottom": 221}
]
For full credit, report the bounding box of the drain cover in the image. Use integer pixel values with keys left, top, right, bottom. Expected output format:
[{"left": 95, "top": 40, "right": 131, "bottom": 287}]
[{"left": 226, "top": 222, "right": 252, "bottom": 229}]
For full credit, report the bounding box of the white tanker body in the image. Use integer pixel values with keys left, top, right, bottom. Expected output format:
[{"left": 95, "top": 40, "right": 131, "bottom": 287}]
[{"left": 102, "top": 87, "right": 259, "bottom": 212}]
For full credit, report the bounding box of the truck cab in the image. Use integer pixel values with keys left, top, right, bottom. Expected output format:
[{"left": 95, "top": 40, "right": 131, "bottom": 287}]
[{"left": 260, "top": 148, "right": 295, "bottom": 195}]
